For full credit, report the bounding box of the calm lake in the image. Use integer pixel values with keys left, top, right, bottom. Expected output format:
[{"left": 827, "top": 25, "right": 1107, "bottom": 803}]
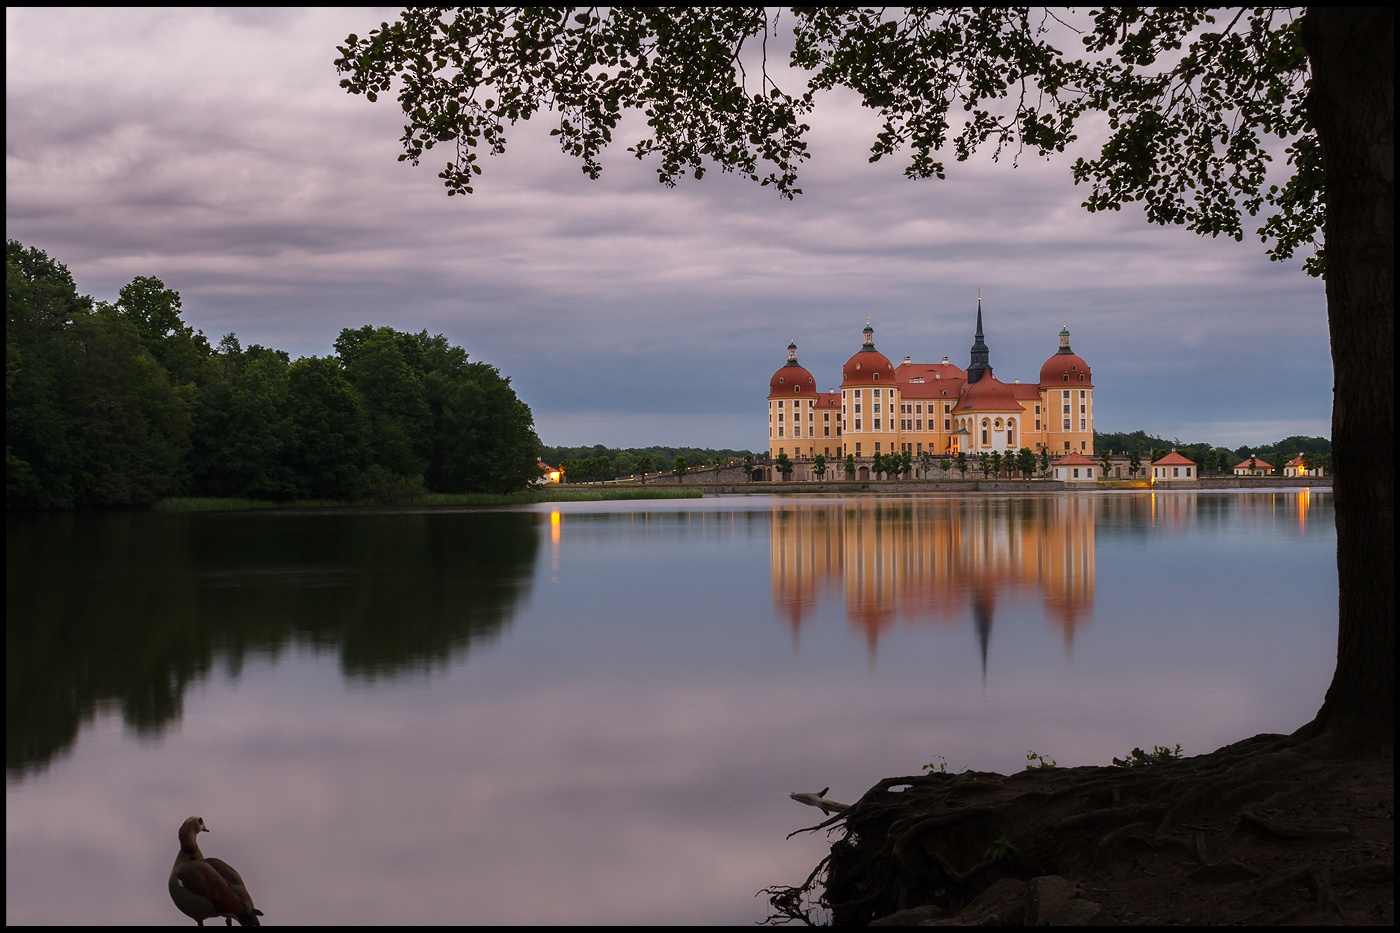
[{"left": 5, "top": 489, "right": 1337, "bottom": 925}]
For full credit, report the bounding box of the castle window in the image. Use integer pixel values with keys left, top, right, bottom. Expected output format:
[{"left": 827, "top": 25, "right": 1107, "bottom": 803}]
[
  {"left": 873, "top": 373, "right": 879, "bottom": 381},
  {"left": 1063, "top": 375, "right": 1069, "bottom": 382}
]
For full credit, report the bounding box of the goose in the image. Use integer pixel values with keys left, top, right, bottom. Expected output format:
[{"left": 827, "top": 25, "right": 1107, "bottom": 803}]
[{"left": 169, "top": 816, "right": 264, "bottom": 926}]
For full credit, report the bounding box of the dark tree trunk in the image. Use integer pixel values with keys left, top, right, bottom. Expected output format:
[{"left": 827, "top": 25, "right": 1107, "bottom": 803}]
[{"left": 1301, "top": 7, "right": 1394, "bottom": 742}]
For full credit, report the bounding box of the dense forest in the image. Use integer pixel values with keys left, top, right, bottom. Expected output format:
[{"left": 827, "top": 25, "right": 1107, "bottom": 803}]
[
  {"left": 7, "top": 240, "right": 542, "bottom": 509},
  {"left": 1093, "top": 429, "right": 1331, "bottom": 475}
]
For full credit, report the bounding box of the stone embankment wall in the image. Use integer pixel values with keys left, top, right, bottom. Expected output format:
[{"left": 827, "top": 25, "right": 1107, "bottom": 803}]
[{"left": 689, "top": 476, "right": 1333, "bottom": 495}]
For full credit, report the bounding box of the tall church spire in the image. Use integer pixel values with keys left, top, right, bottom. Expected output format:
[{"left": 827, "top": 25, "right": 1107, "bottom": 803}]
[{"left": 967, "top": 293, "right": 992, "bottom": 384}]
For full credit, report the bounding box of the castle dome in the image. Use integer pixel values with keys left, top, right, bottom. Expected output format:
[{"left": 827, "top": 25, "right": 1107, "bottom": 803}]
[
  {"left": 770, "top": 339, "right": 818, "bottom": 396},
  {"left": 954, "top": 373, "right": 1021, "bottom": 412},
  {"left": 841, "top": 320, "right": 896, "bottom": 387},
  {"left": 1039, "top": 323, "right": 1093, "bottom": 387}
]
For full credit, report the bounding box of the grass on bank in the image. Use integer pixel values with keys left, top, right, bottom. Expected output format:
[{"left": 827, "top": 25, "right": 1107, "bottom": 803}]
[{"left": 154, "top": 486, "right": 703, "bottom": 511}]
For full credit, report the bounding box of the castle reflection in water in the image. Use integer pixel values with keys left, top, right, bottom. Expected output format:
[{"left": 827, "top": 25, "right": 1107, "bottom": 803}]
[
  {"left": 769, "top": 490, "right": 1325, "bottom": 668},
  {"left": 770, "top": 495, "right": 1100, "bottom": 670}
]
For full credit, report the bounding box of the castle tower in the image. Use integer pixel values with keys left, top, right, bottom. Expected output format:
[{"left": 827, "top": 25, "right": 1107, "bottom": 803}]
[{"left": 1037, "top": 322, "right": 1095, "bottom": 456}]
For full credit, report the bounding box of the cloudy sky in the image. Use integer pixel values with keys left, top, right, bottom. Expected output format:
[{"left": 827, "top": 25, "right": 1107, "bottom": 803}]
[{"left": 6, "top": 7, "right": 1331, "bottom": 451}]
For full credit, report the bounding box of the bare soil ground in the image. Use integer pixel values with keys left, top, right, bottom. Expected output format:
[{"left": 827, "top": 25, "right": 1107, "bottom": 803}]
[{"left": 764, "top": 730, "right": 1393, "bottom": 926}]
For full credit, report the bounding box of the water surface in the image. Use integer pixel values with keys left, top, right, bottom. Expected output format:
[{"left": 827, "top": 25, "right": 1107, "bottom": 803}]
[{"left": 5, "top": 490, "right": 1337, "bottom": 924}]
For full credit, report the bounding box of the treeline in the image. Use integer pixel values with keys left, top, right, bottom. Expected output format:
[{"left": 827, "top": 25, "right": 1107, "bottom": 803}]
[
  {"left": 538, "top": 445, "right": 758, "bottom": 482},
  {"left": 7, "top": 240, "right": 541, "bottom": 510},
  {"left": 1094, "top": 430, "right": 1331, "bottom": 475}
]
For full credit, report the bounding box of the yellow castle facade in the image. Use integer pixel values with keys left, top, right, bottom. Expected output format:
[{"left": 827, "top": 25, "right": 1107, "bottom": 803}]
[{"left": 767, "top": 300, "right": 1095, "bottom": 470}]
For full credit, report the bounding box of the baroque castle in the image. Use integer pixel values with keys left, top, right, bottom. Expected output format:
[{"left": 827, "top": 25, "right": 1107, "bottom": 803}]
[{"left": 767, "top": 299, "right": 1094, "bottom": 476}]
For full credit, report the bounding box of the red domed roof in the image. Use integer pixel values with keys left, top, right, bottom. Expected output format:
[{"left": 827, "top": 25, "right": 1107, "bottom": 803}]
[
  {"left": 841, "top": 320, "right": 897, "bottom": 387},
  {"left": 770, "top": 362, "right": 817, "bottom": 396},
  {"left": 841, "top": 348, "right": 896, "bottom": 386},
  {"left": 1039, "top": 352, "right": 1093, "bottom": 387},
  {"left": 954, "top": 374, "right": 1021, "bottom": 412}
]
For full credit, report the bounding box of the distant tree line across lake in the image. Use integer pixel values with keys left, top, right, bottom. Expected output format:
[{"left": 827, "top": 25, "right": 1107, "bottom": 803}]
[
  {"left": 539, "top": 445, "right": 758, "bottom": 483},
  {"left": 7, "top": 240, "right": 541, "bottom": 510},
  {"left": 542, "top": 432, "right": 1331, "bottom": 485},
  {"left": 1092, "top": 430, "right": 1331, "bottom": 477}
]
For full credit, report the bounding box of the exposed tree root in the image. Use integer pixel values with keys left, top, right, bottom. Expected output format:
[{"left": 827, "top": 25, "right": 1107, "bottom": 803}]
[{"left": 761, "top": 726, "right": 1393, "bottom": 926}]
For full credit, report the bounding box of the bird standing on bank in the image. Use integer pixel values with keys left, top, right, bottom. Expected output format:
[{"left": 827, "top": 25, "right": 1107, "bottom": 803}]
[{"left": 169, "top": 816, "right": 263, "bottom": 926}]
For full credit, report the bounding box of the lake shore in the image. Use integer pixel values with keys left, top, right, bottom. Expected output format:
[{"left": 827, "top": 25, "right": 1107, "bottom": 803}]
[{"left": 673, "top": 475, "right": 1334, "bottom": 495}]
